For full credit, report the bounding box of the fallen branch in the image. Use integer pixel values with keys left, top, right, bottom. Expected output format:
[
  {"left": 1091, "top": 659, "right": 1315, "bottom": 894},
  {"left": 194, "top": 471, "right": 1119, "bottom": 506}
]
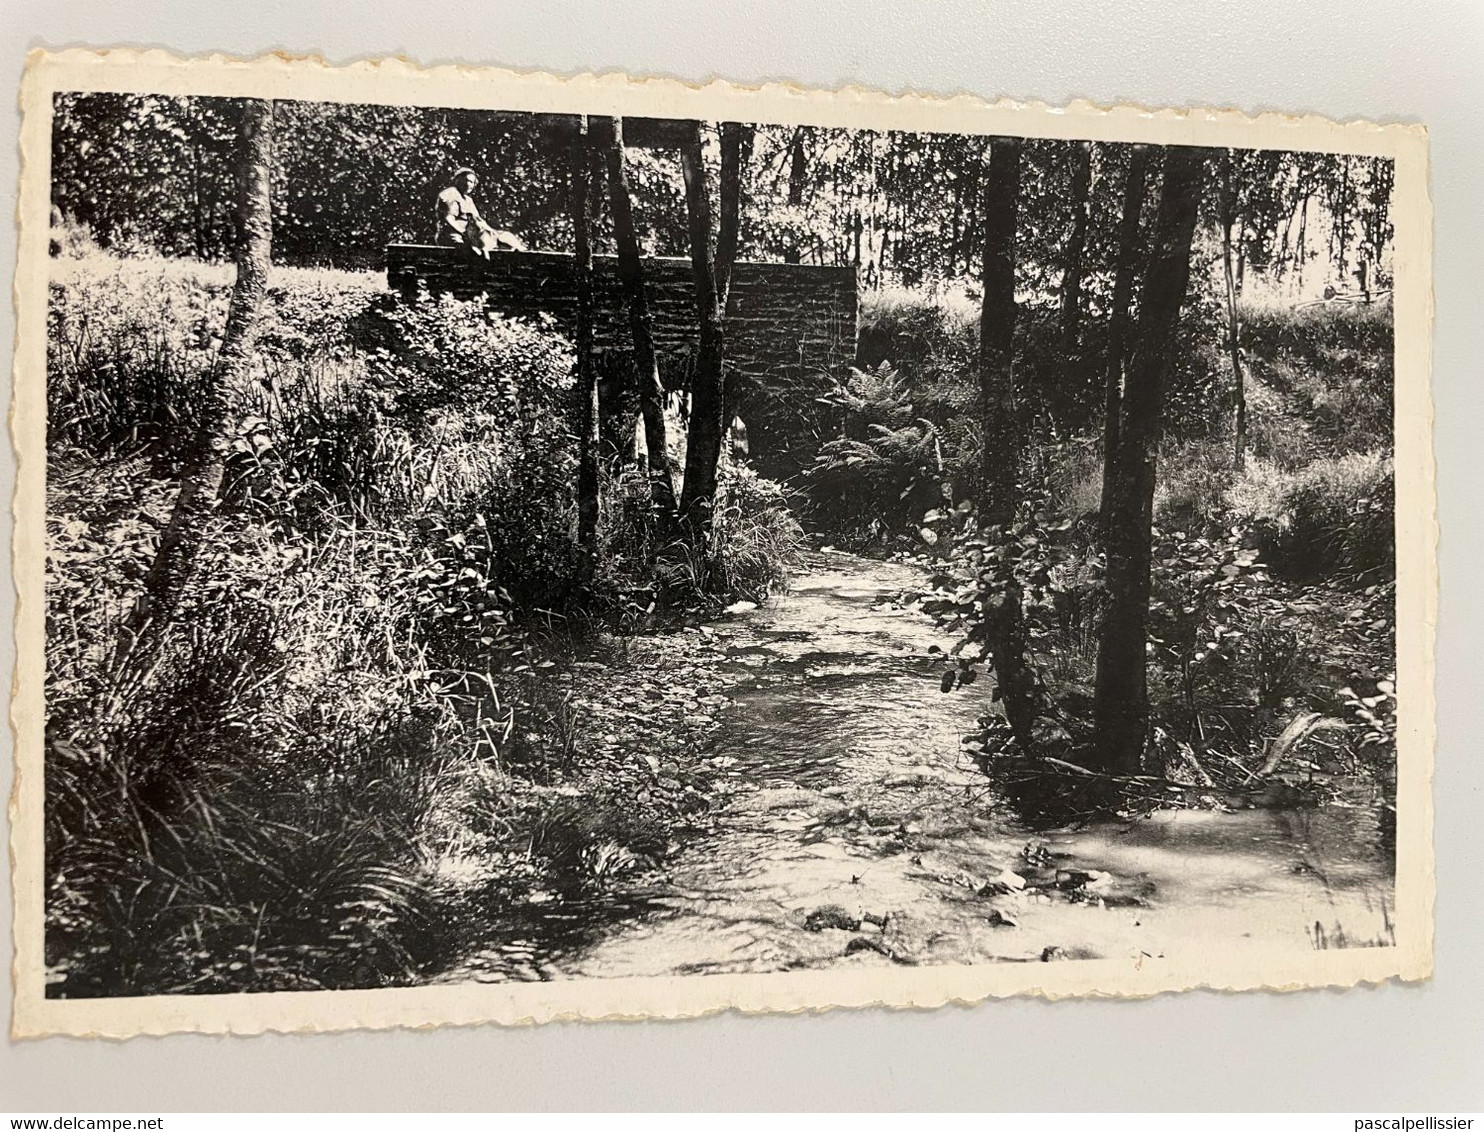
[
  {"left": 1258, "top": 713, "right": 1346, "bottom": 778},
  {"left": 1176, "top": 743, "right": 1217, "bottom": 787}
]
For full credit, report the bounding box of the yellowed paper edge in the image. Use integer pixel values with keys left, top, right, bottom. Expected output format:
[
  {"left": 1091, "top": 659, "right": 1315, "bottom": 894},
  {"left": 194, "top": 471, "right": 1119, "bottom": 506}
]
[{"left": 10, "top": 46, "right": 1436, "bottom": 1039}]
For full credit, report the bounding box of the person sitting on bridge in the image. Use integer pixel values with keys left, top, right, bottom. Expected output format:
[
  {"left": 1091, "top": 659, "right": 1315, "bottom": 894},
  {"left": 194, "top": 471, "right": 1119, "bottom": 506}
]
[{"left": 436, "top": 168, "right": 528, "bottom": 257}]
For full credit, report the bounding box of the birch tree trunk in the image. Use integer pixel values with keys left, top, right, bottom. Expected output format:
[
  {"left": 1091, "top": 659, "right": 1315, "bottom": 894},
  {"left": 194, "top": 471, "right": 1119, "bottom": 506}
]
[
  {"left": 1221, "top": 153, "right": 1248, "bottom": 471},
  {"left": 717, "top": 123, "right": 750, "bottom": 422},
  {"left": 570, "top": 117, "right": 601, "bottom": 560},
  {"left": 128, "top": 98, "right": 274, "bottom": 642}
]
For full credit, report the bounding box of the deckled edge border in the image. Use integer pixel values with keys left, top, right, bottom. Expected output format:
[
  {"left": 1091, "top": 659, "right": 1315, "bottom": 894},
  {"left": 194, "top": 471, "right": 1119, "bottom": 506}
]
[{"left": 8, "top": 45, "right": 1437, "bottom": 1040}]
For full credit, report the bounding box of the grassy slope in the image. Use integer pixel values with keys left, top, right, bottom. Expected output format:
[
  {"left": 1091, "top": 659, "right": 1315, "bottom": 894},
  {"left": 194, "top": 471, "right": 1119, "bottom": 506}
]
[{"left": 43, "top": 252, "right": 794, "bottom": 997}]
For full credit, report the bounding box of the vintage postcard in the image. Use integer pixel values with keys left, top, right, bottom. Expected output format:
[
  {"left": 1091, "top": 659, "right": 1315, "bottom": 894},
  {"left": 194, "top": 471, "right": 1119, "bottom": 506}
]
[{"left": 10, "top": 49, "right": 1434, "bottom": 1038}]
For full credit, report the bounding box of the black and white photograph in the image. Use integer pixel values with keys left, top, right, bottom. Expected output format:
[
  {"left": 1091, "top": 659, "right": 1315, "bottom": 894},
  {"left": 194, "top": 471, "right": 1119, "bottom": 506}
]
[{"left": 12, "top": 51, "right": 1433, "bottom": 1036}]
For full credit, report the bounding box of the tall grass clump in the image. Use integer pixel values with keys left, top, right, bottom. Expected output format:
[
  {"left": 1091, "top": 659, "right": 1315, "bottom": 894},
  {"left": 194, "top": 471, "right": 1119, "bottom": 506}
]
[
  {"left": 599, "top": 461, "right": 803, "bottom": 617},
  {"left": 704, "top": 463, "right": 804, "bottom": 601},
  {"left": 1239, "top": 297, "right": 1394, "bottom": 459},
  {"left": 45, "top": 253, "right": 580, "bottom": 996},
  {"left": 1231, "top": 450, "right": 1394, "bottom": 584},
  {"left": 46, "top": 530, "right": 463, "bottom": 995}
]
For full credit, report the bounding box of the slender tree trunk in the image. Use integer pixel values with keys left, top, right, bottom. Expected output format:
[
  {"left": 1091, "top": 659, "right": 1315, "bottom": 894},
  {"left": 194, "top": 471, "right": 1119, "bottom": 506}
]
[
  {"left": 1295, "top": 185, "right": 1311, "bottom": 287},
  {"left": 1334, "top": 154, "right": 1352, "bottom": 277},
  {"left": 1221, "top": 153, "right": 1247, "bottom": 471},
  {"left": 979, "top": 139, "right": 1021, "bottom": 513},
  {"left": 964, "top": 151, "right": 981, "bottom": 280},
  {"left": 678, "top": 121, "right": 748, "bottom": 539},
  {"left": 977, "top": 136, "right": 1039, "bottom": 753},
  {"left": 191, "top": 140, "right": 206, "bottom": 261},
  {"left": 604, "top": 117, "right": 679, "bottom": 518},
  {"left": 785, "top": 127, "right": 807, "bottom": 264},
  {"left": 1100, "top": 144, "right": 1152, "bottom": 526},
  {"left": 1060, "top": 140, "right": 1093, "bottom": 353},
  {"left": 718, "top": 124, "right": 751, "bottom": 422},
  {"left": 1092, "top": 145, "right": 1207, "bottom": 774},
  {"left": 127, "top": 99, "right": 274, "bottom": 643},
  {"left": 879, "top": 184, "right": 893, "bottom": 282},
  {"left": 716, "top": 126, "right": 749, "bottom": 306},
  {"left": 570, "top": 117, "right": 601, "bottom": 560},
  {"left": 948, "top": 174, "right": 964, "bottom": 277}
]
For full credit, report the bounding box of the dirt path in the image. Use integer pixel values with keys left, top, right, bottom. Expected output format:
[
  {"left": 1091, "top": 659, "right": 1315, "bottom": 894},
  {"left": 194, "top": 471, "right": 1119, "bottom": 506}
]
[{"left": 444, "top": 550, "right": 1396, "bottom": 983}]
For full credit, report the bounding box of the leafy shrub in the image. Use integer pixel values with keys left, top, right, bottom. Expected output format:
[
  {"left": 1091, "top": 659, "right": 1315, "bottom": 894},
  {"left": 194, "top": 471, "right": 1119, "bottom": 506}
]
[
  {"left": 919, "top": 495, "right": 1081, "bottom": 701},
  {"left": 353, "top": 293, "right": 580, "bottom": 607},
  {"left": 1147, "top": 524, "right": 1282, "bottom": 713},
  {"left": 358, "top": 293, "right": 572, "bottom": 421},
  {"left": 709, "top": 464, "right": 804, "bottom": 602}
]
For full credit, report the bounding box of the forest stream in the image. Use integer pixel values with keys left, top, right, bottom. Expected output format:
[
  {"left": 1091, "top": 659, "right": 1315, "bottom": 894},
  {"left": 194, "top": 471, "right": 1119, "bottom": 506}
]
[{"left": 442, "top": 550, "right": 1396, "bottom": 983}]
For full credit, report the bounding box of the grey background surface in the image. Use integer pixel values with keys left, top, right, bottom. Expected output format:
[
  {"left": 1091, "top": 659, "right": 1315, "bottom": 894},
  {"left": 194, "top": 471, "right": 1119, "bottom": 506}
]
[{"left": 4, "top": 0, "right": 1481, "bottom": 1113}]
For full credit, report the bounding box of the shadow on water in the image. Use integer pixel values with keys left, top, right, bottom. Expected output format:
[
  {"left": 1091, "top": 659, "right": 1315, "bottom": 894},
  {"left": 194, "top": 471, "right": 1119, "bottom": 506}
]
[{"left": 439, "top": 550, "right": 1396, "bottom": 982}]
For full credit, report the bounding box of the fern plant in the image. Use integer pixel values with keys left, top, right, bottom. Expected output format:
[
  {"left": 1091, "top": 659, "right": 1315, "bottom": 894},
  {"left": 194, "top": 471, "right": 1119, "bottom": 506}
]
[{"left": 799, "top": 362, "right": 944, "bottom": 546}]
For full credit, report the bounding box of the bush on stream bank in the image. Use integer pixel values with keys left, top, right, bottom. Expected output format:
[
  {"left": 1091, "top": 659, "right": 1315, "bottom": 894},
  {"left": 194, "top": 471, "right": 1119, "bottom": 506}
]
[{"left": 44, "top": 254, "right": 795, "bottom": 996}]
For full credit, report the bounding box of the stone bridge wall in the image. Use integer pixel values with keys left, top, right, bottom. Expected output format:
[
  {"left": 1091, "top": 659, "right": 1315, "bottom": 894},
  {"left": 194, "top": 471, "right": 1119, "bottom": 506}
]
[{"left": 385, "top": 245, "right": 859, "bottom": 384}]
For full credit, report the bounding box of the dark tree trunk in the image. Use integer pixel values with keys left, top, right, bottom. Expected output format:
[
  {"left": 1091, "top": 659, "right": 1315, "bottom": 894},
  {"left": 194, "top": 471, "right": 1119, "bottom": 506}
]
[
  {"left": 604, "top": 116, "right": 679, "bottom": 518},
  {"left": 785, "top": 127, "right": 807, "bottom": 264},
  {"left": 1092, "top": 145, "right": 1207, "bottom": 774},
  {"left": 1221, "top": 153, "right": 1248, "bottom": 471},
  {"left": 678, "top": 121, "right": 748, "bottom": 539},
  {"left": 128, "top": 98, "right": 274, "bottom": 641},
  {"left": 570, "top": 117, "right": 601, "bottom": 560},
  {"left": 979, "top": 139, "right": 1021, "bottom": 514},
  {"left": 1060, "top": 140, "right": 1093, "bottom": 353},
  {"left": 1099, "top": 144, "right": 1152, "bottom": 526},
  {"left": 717, "top": 124, "right": 749, "bottom": 308},
  {"left": 977, "top": 136, "right": 1039, "bottom": 753}
]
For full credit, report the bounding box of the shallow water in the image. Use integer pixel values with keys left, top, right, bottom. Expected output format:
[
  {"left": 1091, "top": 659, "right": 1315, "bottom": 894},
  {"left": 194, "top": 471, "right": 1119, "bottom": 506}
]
[{"left": 446, "top": 550, "right": 1394, "bottom": 982}]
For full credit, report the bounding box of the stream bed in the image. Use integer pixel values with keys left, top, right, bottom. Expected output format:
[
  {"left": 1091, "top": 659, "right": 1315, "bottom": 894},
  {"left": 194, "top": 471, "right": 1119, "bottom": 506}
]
[{"left": 443, "top": 550, "right": 1395, "bottom": 983}]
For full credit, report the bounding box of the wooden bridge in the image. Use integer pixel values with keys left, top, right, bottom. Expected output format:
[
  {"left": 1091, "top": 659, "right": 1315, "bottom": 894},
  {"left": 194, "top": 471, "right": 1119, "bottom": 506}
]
[{"left": 385, "top": 244, "right": 859, "bottom": 388}]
